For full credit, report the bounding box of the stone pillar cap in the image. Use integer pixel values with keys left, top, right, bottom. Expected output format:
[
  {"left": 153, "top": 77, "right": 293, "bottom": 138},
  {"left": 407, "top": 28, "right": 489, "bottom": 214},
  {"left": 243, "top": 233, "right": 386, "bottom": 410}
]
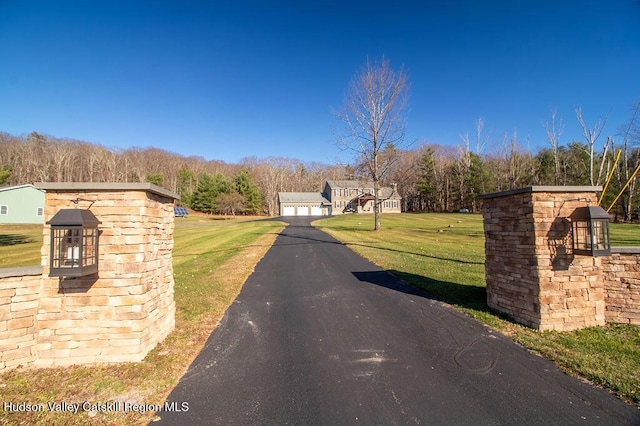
[
  {"left": 35, "top": 182, "right": 179, "bottom": 200},
  {"left": 478, "top": 186, "right": 602, "bottom": 200}
]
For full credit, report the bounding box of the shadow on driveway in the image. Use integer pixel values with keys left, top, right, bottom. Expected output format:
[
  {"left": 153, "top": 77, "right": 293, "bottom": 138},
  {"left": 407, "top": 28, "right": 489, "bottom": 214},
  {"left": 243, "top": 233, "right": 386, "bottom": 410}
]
[{"left": 352, "top": 269, "right": 489, "bottom": 314}]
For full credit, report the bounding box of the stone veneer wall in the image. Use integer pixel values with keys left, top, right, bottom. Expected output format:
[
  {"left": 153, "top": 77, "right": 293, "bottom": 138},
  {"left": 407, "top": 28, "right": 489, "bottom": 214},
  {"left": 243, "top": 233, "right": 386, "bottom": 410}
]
[
  {"left": 0, "top": 267, "right": 42, "bottom": 370},
  {"left": 0, "top": 183, "right": 178, "bottom": 371},
  {"left": 603, "top": 248, "right": 640, "bottom": 325},
  {"left": 480, "top": 186, "right": 605, "bottom": 331},
  {"left": 481, "top": 190, "right": 539, "bottom": 328}
]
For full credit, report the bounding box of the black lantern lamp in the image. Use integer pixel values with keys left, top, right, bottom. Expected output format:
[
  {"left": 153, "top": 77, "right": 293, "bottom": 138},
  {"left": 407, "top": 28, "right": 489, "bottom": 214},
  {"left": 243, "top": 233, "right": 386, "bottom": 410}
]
[
  {"left": 569, "top": 205, "right": 611, "bottom": 257},
  {"left": 47, "top": 209, "right": 101, "bottom": 277}
]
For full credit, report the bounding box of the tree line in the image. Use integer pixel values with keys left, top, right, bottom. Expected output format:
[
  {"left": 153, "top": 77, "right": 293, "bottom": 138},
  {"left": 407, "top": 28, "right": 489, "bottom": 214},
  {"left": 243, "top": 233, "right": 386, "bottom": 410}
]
[
  {"left": 1, "top": 102, "right": 640, "bottom": 220},
  {"left": 0, "top": 131, "right": 345, "bottom": 216}
]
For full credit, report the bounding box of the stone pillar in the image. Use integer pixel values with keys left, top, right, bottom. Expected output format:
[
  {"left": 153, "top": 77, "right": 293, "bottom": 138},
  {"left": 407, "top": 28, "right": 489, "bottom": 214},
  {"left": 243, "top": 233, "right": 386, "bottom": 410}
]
[
  {"left": 34, "top": 183, "right": 178, "bottom": 367},
  {"left": 480, "top": 186, "right": 606, "bottom": 331}
]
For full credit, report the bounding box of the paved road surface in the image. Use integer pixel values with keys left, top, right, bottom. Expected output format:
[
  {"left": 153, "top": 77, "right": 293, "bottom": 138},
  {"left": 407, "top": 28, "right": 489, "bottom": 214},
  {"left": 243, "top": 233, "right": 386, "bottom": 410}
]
[{"left": 156, "top": 217, "right": 639, "bottom": 425}]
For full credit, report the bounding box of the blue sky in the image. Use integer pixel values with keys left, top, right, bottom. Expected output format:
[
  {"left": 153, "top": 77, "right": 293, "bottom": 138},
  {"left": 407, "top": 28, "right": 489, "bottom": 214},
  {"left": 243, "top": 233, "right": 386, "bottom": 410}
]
[{"left": 1, "top": 1, "right": 639, "bottom": 164}]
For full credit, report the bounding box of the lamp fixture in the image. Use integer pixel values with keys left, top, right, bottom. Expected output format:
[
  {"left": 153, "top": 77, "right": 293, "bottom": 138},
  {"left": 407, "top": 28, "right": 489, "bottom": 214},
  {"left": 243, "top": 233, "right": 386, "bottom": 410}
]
[
  {"left": 47, "top": 208, "right": 101, "bottom": 277},
  {"left": 569, "top": 205, "right": 611, "bottom": 257}
]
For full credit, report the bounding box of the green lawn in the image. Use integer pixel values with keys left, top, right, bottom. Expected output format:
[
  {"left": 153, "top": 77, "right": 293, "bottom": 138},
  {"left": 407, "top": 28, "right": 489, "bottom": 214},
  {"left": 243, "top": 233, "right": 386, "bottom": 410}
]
[
  {"left": 314, "top": 213, "right": 640, "bottom": 405},
  {"left": 0, "top": 224, "right": 43, "bottom": 268},
  {"left": 610, "top": 221, "right": 640, "bottom": 246}
]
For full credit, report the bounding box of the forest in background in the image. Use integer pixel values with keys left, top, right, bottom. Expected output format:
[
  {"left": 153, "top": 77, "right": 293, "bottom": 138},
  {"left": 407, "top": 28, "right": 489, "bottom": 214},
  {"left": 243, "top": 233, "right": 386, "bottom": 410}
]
[{"left": 1, "top": 106, "right": 640, "bottom": 220}]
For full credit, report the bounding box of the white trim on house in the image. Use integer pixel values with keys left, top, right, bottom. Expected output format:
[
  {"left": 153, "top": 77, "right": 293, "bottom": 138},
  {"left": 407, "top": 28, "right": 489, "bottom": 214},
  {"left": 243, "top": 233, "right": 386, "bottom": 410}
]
[{"left": 0, "top": 184, "right": 39, "bottom": 193}]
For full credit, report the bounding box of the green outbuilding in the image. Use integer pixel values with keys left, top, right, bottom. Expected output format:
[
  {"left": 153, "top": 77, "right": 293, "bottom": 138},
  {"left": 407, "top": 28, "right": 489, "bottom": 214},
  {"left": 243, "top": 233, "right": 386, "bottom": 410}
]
[{"left": 0, "top": 184, "right": 46, "bottom": 224}]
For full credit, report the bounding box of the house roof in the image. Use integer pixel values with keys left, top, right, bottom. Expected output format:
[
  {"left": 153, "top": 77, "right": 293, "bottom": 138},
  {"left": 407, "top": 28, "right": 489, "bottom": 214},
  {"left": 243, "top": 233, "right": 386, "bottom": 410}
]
[
  {"left": 379, "top": 187, "right": 401, "bottom": 200},
  {"left": 325, "top": 180, "right": 401, "bottom": 200},
  {"left": 325, "top": 180, "right": 375, "bottom": 189},
  {"left": 353, "top": 189, "right": 401, "bottom": 200},
  {"left": 278, "top": 192, "right": 331, "bottom": 204},
  {"left": 0, "top": 184, "right": 44, "bottom": 193}
]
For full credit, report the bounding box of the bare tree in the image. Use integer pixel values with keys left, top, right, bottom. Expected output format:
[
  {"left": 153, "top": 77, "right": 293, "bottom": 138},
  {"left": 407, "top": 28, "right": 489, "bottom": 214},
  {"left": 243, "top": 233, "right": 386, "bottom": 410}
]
[
  {"left": 576, "top": 106, "right": 610, "bottom": 185},
  {"left": 242, "top": 156, "right": 292, "bottom": 216},
  {"left": 334, "top": 57, "right": 410, "bottom": 230},
  {"left": 544, "top": 108, "right": 564, "bottom": 184},
  {"left": 50, "top": 140, "right": 74, "bottom": 182},
  {"left": 475, "top": 117, "right": 492, "bottom": 155},
  {"left": 455, "top": 134, "right": 472, "bottom": 208},
  {"left": 501, "top": 130, "right": 533, "bottom": 189},
  {"left": 387, "top": 148, "right": 421, "bottom": 211}
]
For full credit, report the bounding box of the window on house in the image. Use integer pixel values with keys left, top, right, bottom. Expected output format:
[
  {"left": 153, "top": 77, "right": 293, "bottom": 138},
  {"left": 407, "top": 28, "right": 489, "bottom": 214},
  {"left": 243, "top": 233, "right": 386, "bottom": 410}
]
[
  {"left": 0, "top": 205, "right": 7, "bottom": 215},
  {"left": 37, "top": 207, "right": 44, "bottom": 216}
]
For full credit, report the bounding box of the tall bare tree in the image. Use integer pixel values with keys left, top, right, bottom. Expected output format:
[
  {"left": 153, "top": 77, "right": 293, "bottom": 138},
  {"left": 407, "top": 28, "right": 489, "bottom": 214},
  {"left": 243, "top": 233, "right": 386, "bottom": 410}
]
[
  {"left": 334, "top": 57, "right": 410, "bottom": 230},
  {"left": 499, "top": 130, "right": 534, "bottom": 190},
  {"left": 475, "top": 117, "right": 492, "bottom": 155},
  {"left": 544, "top": 108, "right": 564, "bottom": 184},
  {"left": 455, "top": 133, "right": 472, "bottom": 208},
  {"left": 576, "top": 106, "right": 610, "bottom": 185}
]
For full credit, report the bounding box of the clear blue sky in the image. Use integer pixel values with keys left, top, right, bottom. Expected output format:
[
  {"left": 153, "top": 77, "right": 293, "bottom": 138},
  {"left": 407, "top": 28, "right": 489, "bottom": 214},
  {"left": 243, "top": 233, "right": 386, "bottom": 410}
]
[{"left": 1, "top": 1, "right": 639, "bottom": 164}]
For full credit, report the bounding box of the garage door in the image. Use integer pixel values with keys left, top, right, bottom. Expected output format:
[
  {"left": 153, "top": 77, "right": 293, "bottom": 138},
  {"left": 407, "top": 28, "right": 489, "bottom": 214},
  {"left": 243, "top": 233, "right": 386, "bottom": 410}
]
[
  {"left": 311, "top": 206, "right": 322, "bottom": 216},
  {"left": 282, "top": 206, "right": 295, "bottom": 216},
  {"left": 296, "top": 206, "right": 310, "bottom": 216}
]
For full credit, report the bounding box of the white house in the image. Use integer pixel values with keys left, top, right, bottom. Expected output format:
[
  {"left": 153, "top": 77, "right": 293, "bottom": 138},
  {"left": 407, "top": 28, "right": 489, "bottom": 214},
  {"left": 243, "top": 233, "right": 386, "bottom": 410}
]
[{"left": 0, "top": 184, "right": 46, "bottom": 224}]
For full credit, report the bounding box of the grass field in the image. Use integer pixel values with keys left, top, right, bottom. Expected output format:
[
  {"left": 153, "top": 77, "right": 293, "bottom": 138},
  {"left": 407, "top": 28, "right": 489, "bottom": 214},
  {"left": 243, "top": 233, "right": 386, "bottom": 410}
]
[
  {"left": 610, "top": 221, "right": 640, "bottom": 246},
  {"left": 0, "top": 224, "right": 43, "bottom": 268},
  {"left": 313, "top": 213, "right": 640, "bottom": 405},
  {"left": 0, "top": 216, "right": 285, "bottom": 425}
]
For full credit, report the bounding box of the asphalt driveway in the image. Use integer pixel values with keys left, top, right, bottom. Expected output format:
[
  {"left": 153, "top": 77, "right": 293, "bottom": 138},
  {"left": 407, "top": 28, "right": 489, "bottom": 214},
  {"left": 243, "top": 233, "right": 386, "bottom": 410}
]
[{"left": 155, "top": 217, "right": 639, "bottom": 425}]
